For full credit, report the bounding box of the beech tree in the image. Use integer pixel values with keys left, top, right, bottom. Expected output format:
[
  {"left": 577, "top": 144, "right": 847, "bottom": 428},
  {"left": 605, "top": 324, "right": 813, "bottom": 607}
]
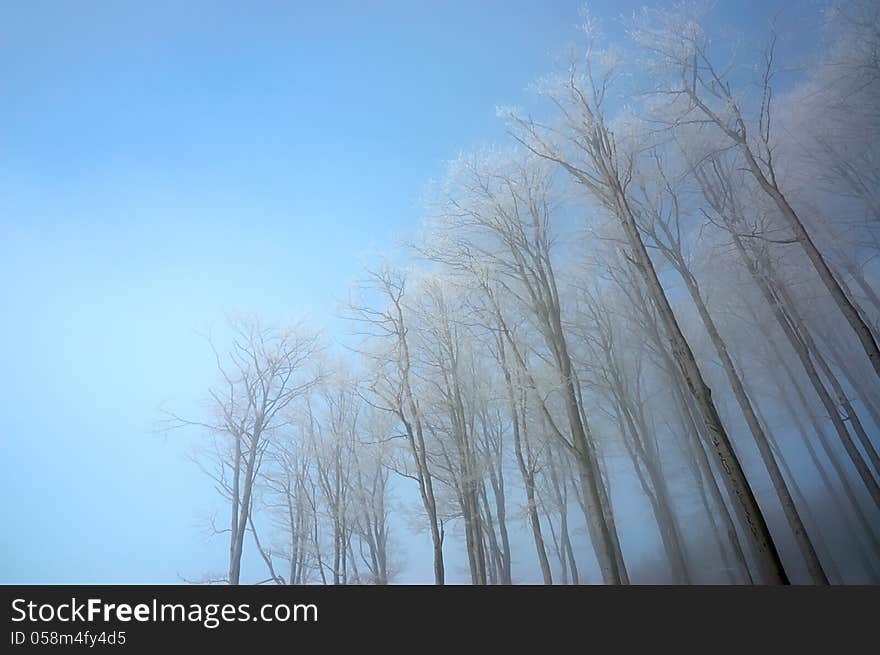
[
  {"left": 169, "top": 317, "right": 322, "bottom": 584},
  {"left": 423, "top": 150, "right": 629, "bottom": 583},
  {"left": 503, "top": 22, "right": 788, "bottom": 582},
  {"left": 349, "top": 266, "right": 448, "bottom": 584},
  {"left": 172, "top": 0, "right": 880, "bottom": 586},
  {"left": 630, "top": 2, "right": 880, "bottom": 379}
]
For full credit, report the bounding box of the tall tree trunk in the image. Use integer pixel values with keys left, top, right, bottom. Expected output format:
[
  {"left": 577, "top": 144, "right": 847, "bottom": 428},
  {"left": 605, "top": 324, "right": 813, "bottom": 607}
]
[
  {"left": 547, "top": 301, "right": 626, "bottom": 583},
  {"left": 773, "top": 283, "right": 880, "bottom": 479},
  {"left": 769, "top": 341, "right": 880, "bottom": 561},
  {"left": 607, "top": 368, "right": 692, "bottom": 583},
  {"left": 490, "top": 292, "right": 624, "bottom": 582},
  {"left": 545, "top": 448, "right": 580, "bottom": 584},
  {"left": 671, "top": 381, "right": 748, "bottom": 583},
  {"left": 744, "top": 381, "right": 842, "bottom": 582},
  {"left": 771, "top": 362, "right": 880, "bottom": 582},
  {"left": 734, "top": 250, "right": 880, "bottom": 509},
  {"left": 633, "top": 275, "right": 754, "bottom": 583},
  {"left": 670, "top": 263, "right": 827, "bottom": 583},
  {"left": 228, "top": 435, "right": 243, "bottom": 585},
  {"left": 498, "top": 337, "right": 553, "bottom": 584},
  {"left": 574, "top": 376, "right": 629, "bottom": 583},
  {"left": 608, "top": 184, "right": 787, "bottom": 583},
  {"left": 822, "top": 337, "right": 880, "bottom": 436},
  {"left": 697, "top": 164, "right": 880, "bottom": 509},
  {"left": 738, "top": 144, "right": 880, "bottom": 379}
]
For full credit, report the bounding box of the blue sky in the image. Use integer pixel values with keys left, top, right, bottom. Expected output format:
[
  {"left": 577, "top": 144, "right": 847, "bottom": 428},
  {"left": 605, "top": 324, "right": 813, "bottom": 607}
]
[{"left": 0, "top": 0, "right": 812, "bottom": 583}]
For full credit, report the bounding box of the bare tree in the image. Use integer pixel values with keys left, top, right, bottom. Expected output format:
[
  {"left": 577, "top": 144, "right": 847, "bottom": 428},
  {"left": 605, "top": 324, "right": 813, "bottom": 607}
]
[
  {"left": 348, "top": 266, "right": 447, "bottom": 584},
  {"left": 422, "top": 150, "right": 629, "bottom": 583},
  {"left": 503, "top": 22, "right": 789, "bottom": 583},
  {"left": 167, "top": 317, "right": 322, "bottom": 584},
  {"left": 693, "top": 155, "right": 880, "bottom": 511},
  {"left": 631, "top": 4, "right": 880, "bottom": 379},
  {"left": 631, "top": 150, "right": 828, "bottom": 583}
]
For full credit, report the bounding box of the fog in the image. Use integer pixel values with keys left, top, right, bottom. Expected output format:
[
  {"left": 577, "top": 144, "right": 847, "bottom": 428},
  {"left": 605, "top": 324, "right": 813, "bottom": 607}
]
[{"left": 2, "top": 0, "right": 878, "bottom": 585}]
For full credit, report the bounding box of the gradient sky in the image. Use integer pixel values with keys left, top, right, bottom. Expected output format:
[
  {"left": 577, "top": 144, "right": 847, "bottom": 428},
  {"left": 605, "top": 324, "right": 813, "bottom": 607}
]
[{"left": 0, "top": 0, "right": 814, "bottom": 583}]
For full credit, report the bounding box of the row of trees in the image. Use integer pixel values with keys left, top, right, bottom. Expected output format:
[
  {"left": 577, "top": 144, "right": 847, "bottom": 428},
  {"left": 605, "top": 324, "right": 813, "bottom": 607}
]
[{"left": 170, "top": 1, "right": 880, "bottom": 584}]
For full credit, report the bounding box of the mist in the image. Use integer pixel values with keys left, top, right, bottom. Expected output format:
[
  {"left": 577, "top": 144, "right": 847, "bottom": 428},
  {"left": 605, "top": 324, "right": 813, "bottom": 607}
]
[{"left": 2, "top": 0, "right": 879, "bottom": 585}]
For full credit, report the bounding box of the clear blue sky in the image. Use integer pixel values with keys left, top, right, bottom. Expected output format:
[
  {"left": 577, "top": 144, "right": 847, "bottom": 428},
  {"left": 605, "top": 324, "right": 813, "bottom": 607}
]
[{"left": 0, "top": 0, "right": 810, "bottom": 583}]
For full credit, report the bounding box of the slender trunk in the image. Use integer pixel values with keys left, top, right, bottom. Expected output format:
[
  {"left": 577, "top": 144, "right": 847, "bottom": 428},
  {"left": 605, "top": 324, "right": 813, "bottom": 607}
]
[
  {"left": 492, "top": 294, "right": 622, "bottom": 581},
  {"left": 636, "top": 277, "right": 753, "bottom": 583},
  {"left": 739, "top": 144, "right": 880, "bottom": 379},
  {"left": 516, "top": 427, "right": 553, "bottom": 584},
  {"left": 485, "top": 456, "right": 513, "bottom": 584},
  {"left": 574, "top": 376, "right": 629, "bottom": 583},
  {"left": 849, "top": 266, "right": 880, "bottom": 320},
  {"left": 672, "top": 383, "right": 744, "bottom": 583},
  {"left": 545, "top": 510, "right": 568, "bottom": 584},
  {"left": 674, "top": 376, "right": 755, "bottom": 584},
  {"left": 549, "top": 306, "right": 625, "bottom": 583},
  {"left": 498, "top": 338, "right": 553, "bottom": 585},
  {"left": 773, "top": 283, "right": 880, "bottom": 479},
  {"left": 231, "top": 427, "right": 262, "bottom": 586},
  {"left": 823, "top": 337, "right": 880, "bottom": 435},
  {"left": 773, "top": 367, "right": 880, "bottom": 582},
  {"left": 770, "top": 342, "right": 880, "bottom": 560},
  {"left": 730, "top": 233, "right": 880, "bottom": 509},
  {"left": 546, "top": 449, "right": 580, "bottom": 584},
  {"left": 673, "top": 264, "right": 827, "bottom": 583},
  {"left": 609, "top": 374, "right": 691, "bottom": 583},
  {"left": 229, "top": 434, "right": 243, "bottom": 585},
  {"left": 393, "top": 292, "right": 446, "bottom": 585},
  {"left": 611, "top": 185, "right": 787, "bottom": 583},
  {"left": 745, "top": 383, "right": 842, "bottom": 583},
  {"left": 478, "top": 483, "right": 502, "bottom": 585}
]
